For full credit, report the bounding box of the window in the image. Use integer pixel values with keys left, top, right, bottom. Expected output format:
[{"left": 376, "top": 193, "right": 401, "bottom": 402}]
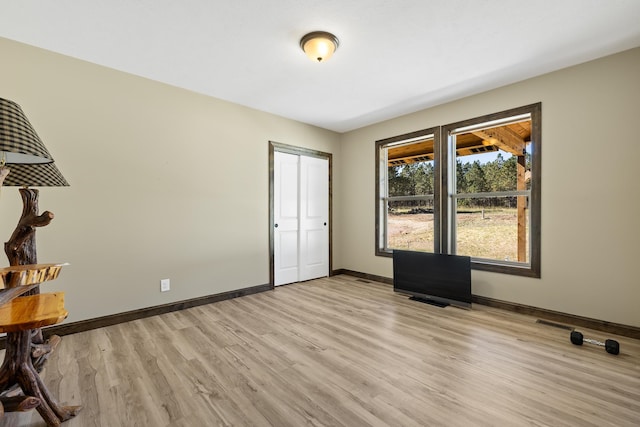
[{"left": 376, "top": 103, "right": 541, "bottom": 277}]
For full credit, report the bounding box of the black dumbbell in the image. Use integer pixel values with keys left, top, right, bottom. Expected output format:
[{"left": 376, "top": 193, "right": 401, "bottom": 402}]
[{"left": 570, "top": 331, "right": 620, "bottom": 355}]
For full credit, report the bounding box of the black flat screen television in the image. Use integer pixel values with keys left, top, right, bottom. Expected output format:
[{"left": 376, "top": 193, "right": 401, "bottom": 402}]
[{"left": 393, "top": 250, "right": 472, "bottom": 309}]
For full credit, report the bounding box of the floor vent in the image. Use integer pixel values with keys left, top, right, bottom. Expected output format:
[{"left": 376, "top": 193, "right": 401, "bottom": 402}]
[
  {"left": 356, "top": 279, "right": 371, "bottom": 284},
  {"left": 536, "top": 319, "right": 574, "bottom": 331}
]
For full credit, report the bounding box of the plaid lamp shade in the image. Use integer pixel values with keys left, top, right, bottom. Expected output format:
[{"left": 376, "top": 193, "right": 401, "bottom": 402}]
[
  {"left": 1, "top": 97, "right": 53, "bottom": 164},
  {"left": 2, "top": 162, "right": 69, "bottom": 187},
  {"left": 0, "top": 97, "right": 68, "bottom": 186}
]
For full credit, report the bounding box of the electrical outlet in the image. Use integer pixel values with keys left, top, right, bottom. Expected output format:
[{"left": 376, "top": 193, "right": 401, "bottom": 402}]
[{"left": 160, "top": 279, "right": 170, "bottom": 292}]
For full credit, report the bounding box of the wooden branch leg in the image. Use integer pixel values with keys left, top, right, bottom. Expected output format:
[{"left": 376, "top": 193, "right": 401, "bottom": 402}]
[
  {"left": 0, "top": 395, "right": 40, "bottom": 412},
  {"left": 32, "top": 341, "right": 53, "bottom": 359},
  {"left": 31, "top": 366, "right": 81, "bottom": 423},
  {"left": 18, "top": 358, "right": 61, "bottom": 427},
  {"left": 2, "top": 331, "right": 81, "bottom": 426},
  {"left": 32, "top": 335, "right": 62, "bottom": 373},
  {"left": 0, "top": 336, "right": 19, "bottom": 396},
  {"left": 0, "top": 361, "right": 14, "bottom": 391},
  {"left": 32, "top": 328, "right": 45, "bottom": 346}
]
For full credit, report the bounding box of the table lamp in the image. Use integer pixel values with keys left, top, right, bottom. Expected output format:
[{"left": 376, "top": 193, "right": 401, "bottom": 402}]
[{"left": 1, "top": 96, "right": 69, "bottom": 266}]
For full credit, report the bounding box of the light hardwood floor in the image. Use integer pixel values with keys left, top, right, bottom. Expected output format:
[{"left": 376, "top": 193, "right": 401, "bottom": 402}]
[{"left": 2, "top": 275, "right": 639, "bottom": 426}]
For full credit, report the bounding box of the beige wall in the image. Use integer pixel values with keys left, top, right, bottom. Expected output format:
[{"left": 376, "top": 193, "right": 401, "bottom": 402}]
[
  {"left": 337, "top": 47, "right": 640, "bottom": 327},
  {"left": 0, "top": 37, "right": 341, "bottom": 322},
  {"left": 2, "top": 36, "right": 639, "bottom": 329}
]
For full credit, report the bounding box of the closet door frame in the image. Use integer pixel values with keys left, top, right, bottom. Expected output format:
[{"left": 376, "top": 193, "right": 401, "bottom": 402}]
[{"left": 269, "top": 141, "right": 332, "bottom": 287}]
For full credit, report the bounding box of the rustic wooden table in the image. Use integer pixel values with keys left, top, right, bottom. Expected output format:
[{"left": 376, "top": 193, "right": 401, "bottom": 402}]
[{"left": 0, "top": 264, "right": 81, "bottom": 426}]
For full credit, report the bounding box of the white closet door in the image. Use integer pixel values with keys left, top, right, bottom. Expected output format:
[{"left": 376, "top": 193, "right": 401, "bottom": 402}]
[
  {"left": 274, "top": 152, "right": 300, "bottom": 286},
  {"left": 274, "top": 152, "right": 329, "bottom": 286},
  {"left": 299, "top": 155, "right": 329, "bottom": 281}
]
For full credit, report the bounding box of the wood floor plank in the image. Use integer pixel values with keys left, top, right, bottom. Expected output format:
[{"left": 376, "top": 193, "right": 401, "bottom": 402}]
[{"left": 2, "top": 274, "right": 639, "bottom": 426}]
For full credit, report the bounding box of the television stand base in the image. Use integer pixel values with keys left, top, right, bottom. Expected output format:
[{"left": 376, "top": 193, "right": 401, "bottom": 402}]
[{"left": 409, "top": 296, "right": 449, "bottom": 308}]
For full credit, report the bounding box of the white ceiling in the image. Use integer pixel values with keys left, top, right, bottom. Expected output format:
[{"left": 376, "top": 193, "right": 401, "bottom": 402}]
[{"left": 1, "top": 1, "right": 640, "bottom": 133}]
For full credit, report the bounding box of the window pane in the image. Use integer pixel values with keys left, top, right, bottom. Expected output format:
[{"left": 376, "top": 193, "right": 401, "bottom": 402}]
[
  {"left": 451, "top": 116, "right": 532, "bottom": 266},
  {"left": 383, "top": 135, "right": 436, "bottom": 253},
  {"left": 388, "top": 159, "right": 435, "bottom": 197},
  {"left": 454, "top": 122, "right": 531, "bottom": 195},
  {"left": 455, "top": 197, "right": 529, "bottom": 263},
  {"left": 387, "top": 198, "right": 434, "bottom": 252}
]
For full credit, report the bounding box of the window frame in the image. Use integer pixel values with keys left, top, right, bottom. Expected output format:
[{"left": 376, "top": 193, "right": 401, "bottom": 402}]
[{"left": 375, "top": 103, "right": 541, "bottom": 278}]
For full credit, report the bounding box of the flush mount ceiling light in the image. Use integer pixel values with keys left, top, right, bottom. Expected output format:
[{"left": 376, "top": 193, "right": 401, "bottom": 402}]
[{"left": 300, "top": 31, "right": 339, "bottom": 63}]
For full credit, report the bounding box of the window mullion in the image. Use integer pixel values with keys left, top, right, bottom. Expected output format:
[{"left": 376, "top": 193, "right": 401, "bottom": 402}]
[{"left": 448, "top": 134, "right": 457, "bottom": 255}]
